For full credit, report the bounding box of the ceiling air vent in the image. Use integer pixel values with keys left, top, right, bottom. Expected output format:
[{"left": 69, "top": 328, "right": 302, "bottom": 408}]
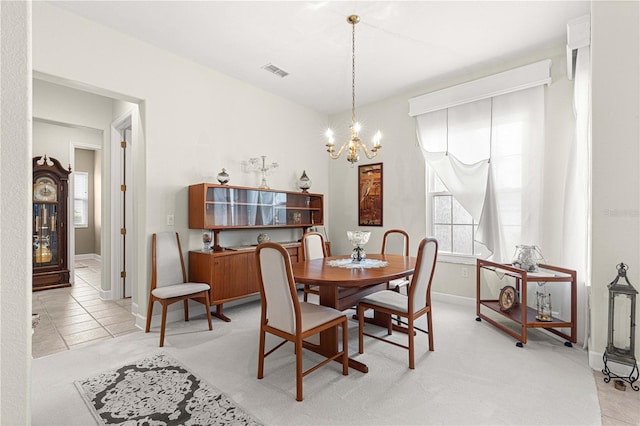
[{"left": 262, "top": 63, "right": 289, "bottom": 78}]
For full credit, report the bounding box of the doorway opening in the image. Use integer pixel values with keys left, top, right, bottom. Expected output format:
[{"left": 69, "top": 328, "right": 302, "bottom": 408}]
[
  {"left": 72, "top": 145, "right": 103, "bottom": 292},
  {"left": 32, "top": 75, "right": 143, "bottom": 310}
]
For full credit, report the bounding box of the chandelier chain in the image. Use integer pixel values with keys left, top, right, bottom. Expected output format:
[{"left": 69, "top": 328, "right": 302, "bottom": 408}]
[{"left": 352, "top": 19, "right": 356, "bottom": 127}]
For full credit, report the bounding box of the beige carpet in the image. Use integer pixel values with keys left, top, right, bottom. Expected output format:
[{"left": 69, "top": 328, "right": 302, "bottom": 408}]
[{"left": 32, "top": 296, "right": 601, "bottom": 425}]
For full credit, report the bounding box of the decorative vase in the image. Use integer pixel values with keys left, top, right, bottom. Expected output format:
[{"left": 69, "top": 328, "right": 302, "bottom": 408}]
[
  {"left": 298, "top": 170, "right": 311, "bottom": 193},
  {"left": 257, "top": 233, "right": 270, "bottom": 244},
  {"left": 511, "top": 245, "right": 544, "bottom": 272},
  {"left": 202, "top": 232, "right": 212, "bottom": 251},
  {"left": 347, "top": 230, "right": 371, "bottom": 262},
  {"left": 217, "top": 168, "right": 230, "bottom": 185}
]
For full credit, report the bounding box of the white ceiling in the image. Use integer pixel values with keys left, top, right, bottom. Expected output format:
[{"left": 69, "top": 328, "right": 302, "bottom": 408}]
[{"left": 50, "top": 1, "right": 590, "bottom": 115}]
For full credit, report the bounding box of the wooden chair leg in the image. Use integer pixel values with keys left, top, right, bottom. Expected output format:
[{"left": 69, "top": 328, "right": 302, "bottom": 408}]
[
  {"left": 295, "top": 339, "right": 303, "bottom": 401},
  {"left": 341, "top": 319, "right": 349, "bottom": 375},
  {"left": 303, "top": 285, "right": 308, "bottom": 302},
  {"left": 408, "top": 318, "right": 415, "bottom": 369},
  {"left": 145, "top": 296, "right": 154, "bottom": 332},
  {"left": 159, "top": 302, "right": 169, "bottom": 347},
  {"left": 427, "top": 310, "right": 434, "bottom": 351},
  {"left": 257, "top": 327, "right": 266, "bottom": 379},
  {"left": 358, "top": 305, "right": 365, "bottom": 354},
  {"left": 203, "top": 293, "right": 213, "bottom": 331},
  {"left": 183, "top": 299, "right": 189, "bottom": 321}
]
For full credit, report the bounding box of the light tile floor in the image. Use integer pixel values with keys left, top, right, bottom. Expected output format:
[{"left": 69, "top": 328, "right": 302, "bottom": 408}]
[{"left": 32, "top": 258, "right": 138, "bottom": 359}]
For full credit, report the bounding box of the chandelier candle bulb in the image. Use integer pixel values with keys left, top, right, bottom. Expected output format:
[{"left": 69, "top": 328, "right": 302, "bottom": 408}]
[{"left": 373, "top": 131, "right": 382, "bottom": 147}]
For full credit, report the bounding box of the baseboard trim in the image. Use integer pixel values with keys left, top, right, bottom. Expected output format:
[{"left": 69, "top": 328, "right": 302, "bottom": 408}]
[
  {"left": 74, "top": 253, "right": 102, "bottom": 261},
  {"left": 432, "top": 291, "right": 475, "bottom": 307}
]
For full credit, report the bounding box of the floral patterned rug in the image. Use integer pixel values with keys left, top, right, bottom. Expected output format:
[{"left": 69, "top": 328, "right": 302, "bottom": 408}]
[{"left": 75, "top": 353, "right": 261, "bottom": 426}]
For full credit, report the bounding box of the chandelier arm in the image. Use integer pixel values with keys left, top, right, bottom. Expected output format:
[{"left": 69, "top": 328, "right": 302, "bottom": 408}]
[
  {"left": 360, "top": 143, "right": 380, "bottom": 160},
  {"left": 328, "top": 140, "right": 350, "bottom": 160}
]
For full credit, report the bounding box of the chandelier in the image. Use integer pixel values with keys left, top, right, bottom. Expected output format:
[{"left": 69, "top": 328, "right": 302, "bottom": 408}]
[{"left": 325, "top": 15, "right": 382, "bottom": 165}]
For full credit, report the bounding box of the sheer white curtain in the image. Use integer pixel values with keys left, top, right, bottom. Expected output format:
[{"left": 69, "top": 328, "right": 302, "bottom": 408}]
[
  {"left": 563, "top": 45, "right": 591, "bottom": 345},
  {"left": 416, "top": 86, "right": 545, "bottom": 261}
]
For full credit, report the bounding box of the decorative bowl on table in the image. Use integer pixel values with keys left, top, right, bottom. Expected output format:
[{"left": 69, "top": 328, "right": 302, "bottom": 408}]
[{"left": 347, "top": 231, "right": 371, "bottom": 262}]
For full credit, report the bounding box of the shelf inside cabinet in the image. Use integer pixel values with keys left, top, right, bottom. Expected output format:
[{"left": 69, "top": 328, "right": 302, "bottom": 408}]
[
  {"left": 189, "top": 183, "right": 324, "bottom": 231},
  {"left": 479, "top": 301, "right": 572, "bottom": 327}
]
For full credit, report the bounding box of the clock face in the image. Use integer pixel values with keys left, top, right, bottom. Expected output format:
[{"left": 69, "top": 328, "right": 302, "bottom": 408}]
[
  {"left": 499, "top": 285, "right": 518, "bottom": 311},
  {"left": 34, "top": 177, "right": 58, "bottom": 202}
]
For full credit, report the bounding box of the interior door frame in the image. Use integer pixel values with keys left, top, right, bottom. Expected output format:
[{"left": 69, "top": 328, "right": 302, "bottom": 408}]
[{"left": 110, "top": 109, "right": 137, "bottom": 300}]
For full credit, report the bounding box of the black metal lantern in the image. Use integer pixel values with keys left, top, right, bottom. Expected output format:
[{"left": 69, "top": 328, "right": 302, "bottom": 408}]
[{"left": 602, "top": 263, "right": 639, "bottom": 391}]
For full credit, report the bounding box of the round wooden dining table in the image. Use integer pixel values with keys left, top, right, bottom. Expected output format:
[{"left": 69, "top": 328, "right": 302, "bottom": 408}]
[{"left": 291, "top": 253, "right": 416, "bottom": 373}]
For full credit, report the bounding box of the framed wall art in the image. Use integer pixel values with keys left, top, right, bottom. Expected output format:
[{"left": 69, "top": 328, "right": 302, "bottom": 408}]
[{"left": 358, "top": 163, "right": 383, "bottom": 226}]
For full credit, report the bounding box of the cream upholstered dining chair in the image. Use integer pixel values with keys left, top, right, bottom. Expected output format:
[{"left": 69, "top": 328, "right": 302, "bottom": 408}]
[
  {"left": 145, "top": 232, "right": 213, "bottom": 347},
  {"left": 358, "top": 237, "right": 438, "bottom": 369},
  {"left": 381, "top": 229, "right": 411, "bottom": 293},
  {"left": 381, "top": 229, "right": 411, "bottom": 327},
  {"left": 255, "top": 242, "right": 348, "bottom": 401},
  {"left": 301, "top": 231, "right": 329, "bottom": 302}
]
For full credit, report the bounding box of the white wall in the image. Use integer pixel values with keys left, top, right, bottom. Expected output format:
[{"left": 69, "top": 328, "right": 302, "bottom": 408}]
[
  {"left": 590, "top": 0, "right": 640, "bottom": 368},
  {"left": 32, "top": 120, "right": 103, "bottom": 171},
  {"left": 32, "top": 2, "right": 329, "bottom": 322},
  {"left": 0, "top": 1, "right": 32, "bottom": 423},
  {"left": 33, "top": 78, "right": 114, "bottom": 132}
]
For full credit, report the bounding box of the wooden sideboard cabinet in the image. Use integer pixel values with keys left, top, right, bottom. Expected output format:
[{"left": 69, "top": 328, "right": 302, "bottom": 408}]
[
  {"left": 189, "top": 244, "right": 301, "bottom": 321},
  {"left": 188, "top": 183, "right": 327, "bottom": 320}
]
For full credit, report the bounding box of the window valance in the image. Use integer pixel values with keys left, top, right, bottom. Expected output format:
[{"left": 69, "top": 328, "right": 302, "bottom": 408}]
[{"left": 408, "top": 59, "right": 551, "bottom": 117}]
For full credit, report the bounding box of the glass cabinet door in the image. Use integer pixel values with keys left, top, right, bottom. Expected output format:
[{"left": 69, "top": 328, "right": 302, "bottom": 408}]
[
  {"left": 190, "top": 183, "right": 324, "bottom": 230},
  {"left": 33, "top": 202, "right": 59, "bottom": 267}
]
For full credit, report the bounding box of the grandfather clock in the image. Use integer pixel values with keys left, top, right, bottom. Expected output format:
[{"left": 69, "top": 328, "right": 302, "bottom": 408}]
[{"left": 33, "top": 155, "right": 72, "bottom": 291}]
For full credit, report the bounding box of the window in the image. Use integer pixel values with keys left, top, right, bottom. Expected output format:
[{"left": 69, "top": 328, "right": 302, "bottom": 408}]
[
  {"left": 428, "top": 171, "right": 489, "bottom": 257},
  {"left": 411, "top": 61, "right": 548, "bottom": 262},
  {"left": 74, "top": 172, "right": 89, "bottom": 228},
  {"left": 418, "top": 87, "right": 544, "bottom": 262}
]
